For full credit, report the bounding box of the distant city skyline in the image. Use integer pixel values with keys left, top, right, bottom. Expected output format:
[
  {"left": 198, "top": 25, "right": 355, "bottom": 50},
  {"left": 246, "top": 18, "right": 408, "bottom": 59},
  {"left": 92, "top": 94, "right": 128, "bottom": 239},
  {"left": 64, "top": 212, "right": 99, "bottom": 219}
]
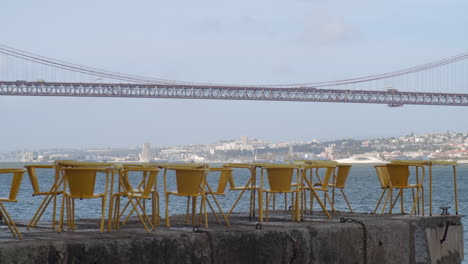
[
  {"left": 1, "top": 1, "right": 468, "bottom": 152},
  {"left": 2, "top": 130, "right": 466, "bottom": 153},
  {"left": 3, "top": 131, "right": 467, "bottom": 163}
]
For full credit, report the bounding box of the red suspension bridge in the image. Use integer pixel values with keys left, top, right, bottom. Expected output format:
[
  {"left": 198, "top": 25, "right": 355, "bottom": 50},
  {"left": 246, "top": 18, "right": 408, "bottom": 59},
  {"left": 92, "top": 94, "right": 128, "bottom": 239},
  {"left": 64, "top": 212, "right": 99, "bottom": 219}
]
[{"left": 0, "top": 45, "right": 467, "bottom": 106}]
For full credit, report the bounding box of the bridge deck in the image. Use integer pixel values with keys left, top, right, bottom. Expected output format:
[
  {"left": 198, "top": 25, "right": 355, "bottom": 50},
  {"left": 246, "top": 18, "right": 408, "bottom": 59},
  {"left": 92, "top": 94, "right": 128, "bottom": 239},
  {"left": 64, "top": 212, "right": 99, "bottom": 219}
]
[{"left": 1, "top": 81, "right": 467, "bottom": 106}]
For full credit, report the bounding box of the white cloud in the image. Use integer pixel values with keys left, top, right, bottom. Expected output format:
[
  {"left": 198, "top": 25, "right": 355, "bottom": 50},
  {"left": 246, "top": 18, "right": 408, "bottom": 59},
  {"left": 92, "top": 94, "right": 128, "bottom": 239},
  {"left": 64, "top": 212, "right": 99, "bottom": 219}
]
[{"left": 298, "top": 11, "right": 358, "bottom": 45}]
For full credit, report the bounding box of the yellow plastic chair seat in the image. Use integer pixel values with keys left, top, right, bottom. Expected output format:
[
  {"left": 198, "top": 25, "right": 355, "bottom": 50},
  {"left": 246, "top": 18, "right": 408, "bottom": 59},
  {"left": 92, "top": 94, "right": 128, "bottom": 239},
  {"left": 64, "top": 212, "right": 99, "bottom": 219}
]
[
  {"left": 114, "top": 192, "right": 152, "bottom": 200},
  {"left": 166, "top": 191, "right": 202, "bottom": 197},
  {"left": 395, "top": 184, "right": 421, "bottom": 189},
  {"left": 230, "top": 185, "right": 259, "bottom": 190},
  {"left": 64, "top": 192, "right": 105, "bottom": 199},
  {"left": 0, "top": 168, "right": 25, "bottom": 173},
  {"left": 312, "top": 184, "right": 328, "bottom": 192},
  {"left": 33, "top": 191, "right": 57, "bottom": 196},
  {"left": 0, "top": 197, "right": 18, "bottom": 202},
  {"left": 262, "top": 188, "right": 295, "bottom": 194}
]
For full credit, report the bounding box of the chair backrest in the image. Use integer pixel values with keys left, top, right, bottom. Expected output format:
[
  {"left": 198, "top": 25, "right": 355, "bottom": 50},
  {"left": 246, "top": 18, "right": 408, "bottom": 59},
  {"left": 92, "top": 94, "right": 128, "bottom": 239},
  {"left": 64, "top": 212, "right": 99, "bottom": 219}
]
[
  {"left": 25, "top": 166, "right": 40, "bottom": 194},
  {"left": 334, "top": 165, "right": 352, "bottom": 188},
  {"left": 227, "top": 172, "right": 236, "bottom": 189},
  {"left": 374, "top": 165, "right": 390, "bottom": 188},
  {"left": 265, "top": 167, "right": 294, "bottom": 192},
  {"left": 175, "top": 168, "right": 206, "bottom": 195},
  {"left": 321, "top": 167, "right": 335, "bottom": 190},
  {"left": 62, "top": 168, "right": 102, "bottom": 197},
  {"left": 24, "top": 165, "right": 55, "bottom": 195},
  {"left": 120, "top": 167, "right": 159, "bottom": 197},
  {"left": 0, "top": 169, "right": 25, "bottom": 201},
  {"left": 225, "top": 169, "right": 246, "bottom": 189},
  {"left": 120, "top": 170, "right": 134, "bottom": 194},
  {"left": 140, "top": 170, "right": 158, "bottom": 196},
  {"left": 221, "top": 164, "right": 255, "bottom": 189},
  {"left": 385, "top": 164, "right": 410, "bottom": 188},
  {"left": 302, "top": 165, "right": 335, "bottom": 190},
  {"left": 209, "top": 168, "right": 232, "bottom": 195}
]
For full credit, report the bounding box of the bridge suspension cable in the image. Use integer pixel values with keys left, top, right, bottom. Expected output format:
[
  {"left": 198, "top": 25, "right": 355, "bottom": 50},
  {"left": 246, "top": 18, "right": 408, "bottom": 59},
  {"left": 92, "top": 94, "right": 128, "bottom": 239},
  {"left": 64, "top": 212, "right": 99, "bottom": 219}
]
[
  {"left": 0, "top": 44, "right": 179, "bottom": 84},
  {"left": 1, "top": 44, "right": 467, "bottom": 91}
]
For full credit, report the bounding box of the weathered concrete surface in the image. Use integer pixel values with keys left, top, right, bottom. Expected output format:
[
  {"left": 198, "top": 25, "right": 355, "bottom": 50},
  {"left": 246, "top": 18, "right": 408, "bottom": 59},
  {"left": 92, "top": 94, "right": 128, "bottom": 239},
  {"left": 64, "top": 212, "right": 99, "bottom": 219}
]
[{"left": 0, "top": 212, "right": 463, "bottom": 264}]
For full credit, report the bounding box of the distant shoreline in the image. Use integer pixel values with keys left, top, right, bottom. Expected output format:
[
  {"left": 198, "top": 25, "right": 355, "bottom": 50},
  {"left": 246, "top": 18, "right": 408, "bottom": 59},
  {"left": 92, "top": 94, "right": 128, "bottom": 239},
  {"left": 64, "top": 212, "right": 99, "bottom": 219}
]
[{"left": 1, "top": 159, "right": 468, "bottom": 164}]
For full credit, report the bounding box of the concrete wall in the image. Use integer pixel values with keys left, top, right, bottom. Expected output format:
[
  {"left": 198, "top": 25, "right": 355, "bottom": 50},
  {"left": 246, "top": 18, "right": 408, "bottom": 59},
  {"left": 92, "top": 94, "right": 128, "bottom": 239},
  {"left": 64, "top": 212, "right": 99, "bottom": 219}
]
[{"left": 0, "top": 215, "right": 462, "bottom": 264}]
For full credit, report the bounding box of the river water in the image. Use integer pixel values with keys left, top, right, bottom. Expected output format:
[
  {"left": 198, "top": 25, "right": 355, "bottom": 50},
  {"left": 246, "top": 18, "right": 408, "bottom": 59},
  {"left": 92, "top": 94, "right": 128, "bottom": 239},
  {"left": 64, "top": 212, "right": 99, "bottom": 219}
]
[{"left": 0, "top": 162, "right": 466, "bottom": 260}]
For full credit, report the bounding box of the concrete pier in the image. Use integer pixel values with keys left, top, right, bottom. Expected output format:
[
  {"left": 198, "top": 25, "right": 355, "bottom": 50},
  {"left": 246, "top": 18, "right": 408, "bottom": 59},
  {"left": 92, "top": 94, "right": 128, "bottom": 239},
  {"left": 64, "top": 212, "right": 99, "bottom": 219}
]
[{"left": 0, "top": 212, "right": 463, "bottom": 264}]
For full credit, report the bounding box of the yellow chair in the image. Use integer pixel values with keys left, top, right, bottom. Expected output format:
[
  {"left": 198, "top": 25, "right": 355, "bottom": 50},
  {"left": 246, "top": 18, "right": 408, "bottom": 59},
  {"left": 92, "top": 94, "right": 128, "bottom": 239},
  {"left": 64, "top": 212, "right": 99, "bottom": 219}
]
[
  {"left": 260, "top": 165, "right": 301, "bottom": 222},
  {"left": 164, "top": 167, "right": 208, "bottom": 228},
  {"left": 302, "top": 165, "right": 336, "bottom": 214},
  {"left": 0, "top": 168, "right": 25, "bottom": 239},
  {"left": 58, "top": 167, "right": 112, "bottom": 233},
  {"left": 183, "top": 168, "right": 225, "bottom": 226},
  {"left": 202, "top": 167, "right": 232, "bottom": 226},
  {"left": 328, "top": 164, "right": 353, "bottom": 212},
  {"left": 223, "top": 164, "right": 260, "bottom": 218},
  {"left": 373, "top": 165, "right": 391, "bottom": 214},
  {"left": 386, "top": 164, "right": 424, "bottom": 215},
  {"left": 24, "top": 164, "right": 62, "bottom": 230},
  {"left": 110, "top": 167, "right": 160, "bottom": 232},
  {"left": 113, "top": 164, "right": 159, "bottom": 225}
]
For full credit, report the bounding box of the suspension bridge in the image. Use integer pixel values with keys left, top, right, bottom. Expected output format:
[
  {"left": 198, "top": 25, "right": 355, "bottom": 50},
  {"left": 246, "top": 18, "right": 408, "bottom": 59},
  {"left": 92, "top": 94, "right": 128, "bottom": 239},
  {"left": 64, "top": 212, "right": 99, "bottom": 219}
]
[{"left": 0, "top": 45, "right": 467, "bottom": 106}]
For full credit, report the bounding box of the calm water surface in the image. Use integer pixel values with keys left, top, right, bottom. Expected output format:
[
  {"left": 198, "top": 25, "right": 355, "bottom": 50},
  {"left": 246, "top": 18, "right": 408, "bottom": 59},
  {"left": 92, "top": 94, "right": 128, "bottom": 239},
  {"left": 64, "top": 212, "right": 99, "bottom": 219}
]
[{"left": 0, "top": 163, "right": 466, "bottom": 259}]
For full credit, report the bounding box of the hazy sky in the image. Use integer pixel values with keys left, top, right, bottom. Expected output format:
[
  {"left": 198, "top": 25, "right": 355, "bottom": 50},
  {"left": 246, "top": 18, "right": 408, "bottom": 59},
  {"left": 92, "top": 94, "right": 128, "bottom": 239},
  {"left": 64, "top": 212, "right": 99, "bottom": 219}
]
[{"left": 1, "top": 0, "right": 468, "bottom": 151}]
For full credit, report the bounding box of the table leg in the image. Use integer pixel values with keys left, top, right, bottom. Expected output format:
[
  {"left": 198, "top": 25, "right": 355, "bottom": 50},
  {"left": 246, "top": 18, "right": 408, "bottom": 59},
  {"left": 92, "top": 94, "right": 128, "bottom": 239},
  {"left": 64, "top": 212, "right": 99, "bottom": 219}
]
[
  {"left": 453, "top": 165, "right": 458, "bottom": 215},
  {"left": 205, "top": 181, "right": 231, "bottom": 227},
  {"left": 258, "top": 168, "right": 263, "bottom": 223},
  {"left": 429, "top": 165, "right": 433, "bottom": 216},
  {"left": 107, "top": 171, "right": 115, "bottom": 232},
  {"left": 250, "top": 168, "right": 256, "bottom": 220}
]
